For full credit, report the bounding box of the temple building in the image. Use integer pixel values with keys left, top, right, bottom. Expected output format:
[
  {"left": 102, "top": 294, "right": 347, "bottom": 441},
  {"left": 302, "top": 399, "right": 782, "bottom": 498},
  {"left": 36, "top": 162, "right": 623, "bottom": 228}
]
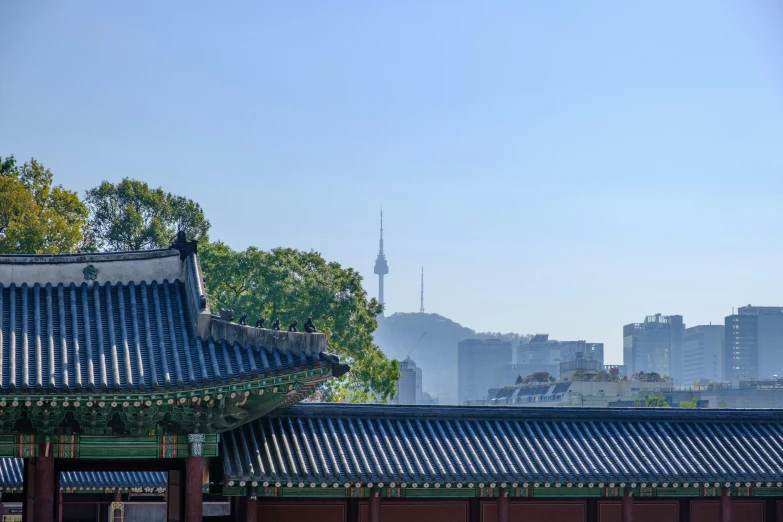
[{"left": 0, "top": 243, "right": 782, "bottom": 521}]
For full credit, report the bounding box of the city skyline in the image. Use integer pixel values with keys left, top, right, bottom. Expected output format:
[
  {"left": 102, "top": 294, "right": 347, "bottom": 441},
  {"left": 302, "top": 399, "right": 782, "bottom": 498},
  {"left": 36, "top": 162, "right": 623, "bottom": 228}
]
[{"left": 2, "top": 2, "right": 782, "bottom": 365}]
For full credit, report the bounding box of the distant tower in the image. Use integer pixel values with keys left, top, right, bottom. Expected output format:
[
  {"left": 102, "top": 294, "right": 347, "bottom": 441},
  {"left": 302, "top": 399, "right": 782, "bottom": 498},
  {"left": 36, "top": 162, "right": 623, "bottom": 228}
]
[
  {"left": 419, "top": 267, "right": 425, "bottom": 314},
  {"left": 373, "top": 210, "right": 389, "bottom": 315}
]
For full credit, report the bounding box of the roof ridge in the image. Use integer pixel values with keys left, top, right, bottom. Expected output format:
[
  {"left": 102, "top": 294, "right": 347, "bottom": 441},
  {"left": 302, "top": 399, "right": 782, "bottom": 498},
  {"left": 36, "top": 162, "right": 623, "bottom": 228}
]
[
  {"left": 271, "top": 403, "right": 783, "bottom": 422},
  {"left": 0, "top": 248, "right": 178, "bottom": 264}
]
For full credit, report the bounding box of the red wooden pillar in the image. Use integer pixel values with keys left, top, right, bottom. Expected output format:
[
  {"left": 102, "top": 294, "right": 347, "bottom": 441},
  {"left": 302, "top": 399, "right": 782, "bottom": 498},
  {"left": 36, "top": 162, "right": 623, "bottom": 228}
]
[
  {"left": 23, "top": 457, "right": 35, "bottom": 522},
  {"left": 369, "top": 487, "right": 381, "bottom": 522},
  {"left": 622, "top": 487, "right": 634, "bottom": 522},
  {"left": 167, "top": 469, "right": 183, "bottom": 521},
  {"left": 497, "top": 489, "right": 510, "bottom": 522},
  {"left": 720, "top": 487, "right": 732, "bottom": 522},
  {"left": 35, "top": 443, "right": 55, "bottom": 522},
  {"left": 246, "top": 495, "right": 257, "bottom": 522},
  {"left": 185, "top": 454, "right": 203, "bottom": 522}
]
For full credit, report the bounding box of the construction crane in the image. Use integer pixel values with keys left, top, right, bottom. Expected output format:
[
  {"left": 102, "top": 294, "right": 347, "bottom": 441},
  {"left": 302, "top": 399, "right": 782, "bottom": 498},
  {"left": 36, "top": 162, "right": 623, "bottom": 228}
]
[{"left": 406, "top": 332, "right": 427, "bottom": 359}]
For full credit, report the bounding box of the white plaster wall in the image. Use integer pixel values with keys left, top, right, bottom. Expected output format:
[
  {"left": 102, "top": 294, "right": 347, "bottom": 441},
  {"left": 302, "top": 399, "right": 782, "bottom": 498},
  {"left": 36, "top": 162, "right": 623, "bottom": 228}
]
[{"left": 0, "top": 251, "right": 184, "bottom": 286}]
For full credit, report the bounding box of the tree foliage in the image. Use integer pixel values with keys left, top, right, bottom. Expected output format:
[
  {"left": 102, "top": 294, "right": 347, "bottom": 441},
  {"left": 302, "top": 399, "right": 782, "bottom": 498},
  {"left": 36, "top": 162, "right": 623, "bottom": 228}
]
[
  {"left": 678, "top": 398, "right": 698, "bottom": 409},
  {"left": 199, "top": 242, "right": 400, "bottom": 402},
  {"left": 631, "top": 371, "right": 664, "bottom": 382},
  {"left": 515, "top": 375, "right": 523, "bottom": 385},
  {"left": 571, "top": 369, "right": 617, "bottom": 382},
  {"left": 524, "top": 371, "right": 555, "bottom": 384},
  {"left": 85, "top": 178, "right": 210, "bottom": 251},
  {"left": 633, "top": 395, "right": 670, "bottom": 408},
  {"left": 0, "top": 156, "right": 88, "bottom": 254}
]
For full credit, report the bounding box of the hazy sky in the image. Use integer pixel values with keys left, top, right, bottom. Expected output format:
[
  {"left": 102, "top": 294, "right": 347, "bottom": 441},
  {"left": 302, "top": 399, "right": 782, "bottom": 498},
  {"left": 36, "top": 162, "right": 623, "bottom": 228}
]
[{"left": 2, "top": 2, "right": 783, "bottom": 363}]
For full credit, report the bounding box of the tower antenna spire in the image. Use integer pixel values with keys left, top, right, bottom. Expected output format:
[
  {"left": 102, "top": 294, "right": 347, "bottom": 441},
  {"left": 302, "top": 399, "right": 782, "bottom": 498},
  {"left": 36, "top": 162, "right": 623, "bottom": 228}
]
[
  {"left": 419, "top": 266, "right": 425, "bottom": 314},
  {"left": 374, "top": 209, "right": 389, "bottom": 316}
]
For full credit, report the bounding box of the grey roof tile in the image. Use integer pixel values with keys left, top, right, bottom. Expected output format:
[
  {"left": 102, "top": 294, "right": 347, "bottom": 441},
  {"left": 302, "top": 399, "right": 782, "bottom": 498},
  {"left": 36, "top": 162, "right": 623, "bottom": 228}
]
[
  {"left": 0, "top": 459, "right": 167, "bottom": 489},
  {"left": 221, "top": 404, "right": 783, "bottom": 485},
  {"left": 0, "top": 280, "right": 324, "bottom": 393}
]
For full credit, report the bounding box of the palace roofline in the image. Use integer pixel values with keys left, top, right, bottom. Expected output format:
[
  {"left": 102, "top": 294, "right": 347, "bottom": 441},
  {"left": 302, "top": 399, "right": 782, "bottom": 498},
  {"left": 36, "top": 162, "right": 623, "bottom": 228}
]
[
  {"left": 271, "top": 402, "right": 783, "bottom": 422},
  {"left": 0, "top": 248, "right": 177, "bottom": 264}
]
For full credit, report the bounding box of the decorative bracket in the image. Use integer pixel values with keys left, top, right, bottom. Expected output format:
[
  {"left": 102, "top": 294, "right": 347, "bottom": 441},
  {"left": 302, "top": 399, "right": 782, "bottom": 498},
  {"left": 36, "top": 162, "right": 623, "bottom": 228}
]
[{"left": 188, "top": 433, "right": 205, "bottom": 457}]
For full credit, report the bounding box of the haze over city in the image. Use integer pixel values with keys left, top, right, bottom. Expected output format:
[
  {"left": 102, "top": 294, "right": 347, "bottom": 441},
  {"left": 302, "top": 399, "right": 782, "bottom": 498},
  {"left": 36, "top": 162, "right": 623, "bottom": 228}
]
[{"left": 2, "top": 1, "right": 783, "bottom": 365}]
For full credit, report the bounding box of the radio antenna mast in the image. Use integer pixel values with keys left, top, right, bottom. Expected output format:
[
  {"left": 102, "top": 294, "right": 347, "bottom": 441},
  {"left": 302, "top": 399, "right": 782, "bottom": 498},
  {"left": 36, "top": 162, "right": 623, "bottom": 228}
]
[{"left": 419, "top": 266, "right": 425, "bottom": 314}]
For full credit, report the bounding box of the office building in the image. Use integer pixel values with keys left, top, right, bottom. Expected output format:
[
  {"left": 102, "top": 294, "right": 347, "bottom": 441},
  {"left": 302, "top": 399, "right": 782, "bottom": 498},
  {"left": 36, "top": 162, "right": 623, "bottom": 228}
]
[
  {"left": 393, "top": 357, "right": 438, "bottom": 405},
  {"left": 623, "top": 314, "right": 684, "bottom": 381},
  {"left": 458, "top": 338, "right": 512, "bottom": 403},
  {"left": 516, "top": 334, "right": 561, "bottom": 377},
  {"left": 560, "top": 340, "right": 604, "bottom": 365},
  {"left": 515, "top": 335, "right": 604, "bottom": 382},
  {"left": 682, "top": 325, "right": 724, "bottom": 384},
  {"left": 395, "top": 358, "right": 418, "bottom": 404},
  {"left": 725, "top": 305, "right": 783, "bottom": 385}
]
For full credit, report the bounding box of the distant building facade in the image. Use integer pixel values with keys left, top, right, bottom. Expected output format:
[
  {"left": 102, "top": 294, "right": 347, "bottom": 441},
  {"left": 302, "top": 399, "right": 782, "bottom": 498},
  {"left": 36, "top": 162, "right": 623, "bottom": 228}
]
[
  {"left": 516, "top": 334, "right": 560, "bottom": 377},
  {"left": 458, "top": 338, "right": 511, "bottom": 403},
  {"left": 623, "top": 314, "right": 684, "bottom": 381},
  {"left": 475, "top": 379, "right": 675, "bottom": 408},
  {"left": 393, "top": 357, "right": 438, "bottom": 405},
  {"left": 394, "top": 358, "right": 418, "bottom": 404},
  {"left": 515, "top": 335, "right": 604, "bottom": 381},
  {"left": 682, "top": 325, "right": 724, "bottom": 384},
  {"left": 725, "top": 305, "right": 783, "bottom": 385}
]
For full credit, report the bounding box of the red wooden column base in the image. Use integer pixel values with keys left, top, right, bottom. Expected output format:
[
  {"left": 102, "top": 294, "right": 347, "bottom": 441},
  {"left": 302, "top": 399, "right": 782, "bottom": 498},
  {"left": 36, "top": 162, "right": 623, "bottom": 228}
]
[
  {"left": 369, "top": 488, "right": 381, "bottom": 522},
  {"left": 622, "top": 487, "right": 634, "bottom": 522},
  {"left": 185, "top": 454, "right": 203, "bottom": 522},
  {"left": 35, "top": 443, "right": 55, "bottom": 522},
  {"left": 497, "top": 489, "right": 510, "bottom": 522}
]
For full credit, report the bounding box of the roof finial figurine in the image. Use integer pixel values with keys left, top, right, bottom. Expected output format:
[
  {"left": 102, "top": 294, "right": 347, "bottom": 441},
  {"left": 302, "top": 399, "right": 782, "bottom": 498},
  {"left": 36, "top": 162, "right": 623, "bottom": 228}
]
[
  {"left": 255, "top": 317, "right": 265, "bottom": 328},
  {"left": 271, "top": 319, "right": 281, "bottom": 331},
  {"left": 304, "top": 316, "right": 317, "bottom": 333},
  {"left": 288, "top": 320, "right": 298, "bottom": 332},
  {"left": 170, "top": 230, "right": 199, "bottom": 260},
  {"left": 237, "top": 313, "right": 247, "bottom": 326}
]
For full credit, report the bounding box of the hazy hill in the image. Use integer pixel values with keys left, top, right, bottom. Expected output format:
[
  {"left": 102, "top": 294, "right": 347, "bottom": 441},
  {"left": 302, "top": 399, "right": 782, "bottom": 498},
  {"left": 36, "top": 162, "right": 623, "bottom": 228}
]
[{"left": 373, "top": 313, "right": 531, "bottom": 405}]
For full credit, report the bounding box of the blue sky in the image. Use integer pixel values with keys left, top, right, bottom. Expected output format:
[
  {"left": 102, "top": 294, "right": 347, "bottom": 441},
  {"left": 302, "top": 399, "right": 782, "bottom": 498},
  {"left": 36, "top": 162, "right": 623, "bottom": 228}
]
[{"left": 2, "top": 1, "right": 782, "bottom": 363}]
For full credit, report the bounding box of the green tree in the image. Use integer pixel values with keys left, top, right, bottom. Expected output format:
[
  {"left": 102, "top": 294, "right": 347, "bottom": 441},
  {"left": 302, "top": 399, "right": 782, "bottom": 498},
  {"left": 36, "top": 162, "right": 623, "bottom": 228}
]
[
  {"left": 634, "top": 395, "right": 670, "bottom": 408},
  {"left": 0, "top": 156, "right": 88, "bottom": 254},
  {"left": 678, "top": 398, "right": 698, "bottom": 408},
  {"left": 85, "top": 178, "right": 210, "bottom": 251},
  {"left": 199, "top": 242, "right": 400, "bottom": 402},
  {"left": 524, "top": 371, "right": 555, "bottom": 384},
  {"left": 515, "top": 375, "right": 523, "bottom": 385}
]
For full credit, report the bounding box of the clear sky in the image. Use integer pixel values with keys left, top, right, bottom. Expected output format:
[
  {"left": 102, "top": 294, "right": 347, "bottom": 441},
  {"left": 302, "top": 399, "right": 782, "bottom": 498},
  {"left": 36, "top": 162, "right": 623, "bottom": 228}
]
[{"left": 2, "top": 1, "right": 783, "bottom": 364}]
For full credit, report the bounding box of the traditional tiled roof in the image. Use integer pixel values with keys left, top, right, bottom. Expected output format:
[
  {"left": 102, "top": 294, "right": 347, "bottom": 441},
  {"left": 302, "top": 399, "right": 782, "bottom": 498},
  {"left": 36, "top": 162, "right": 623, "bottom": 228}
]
[
  {"left": 0, "top": 458, "right": 166, "bottom": 490},
  {"left": 221, "top": 404, "right": 783, "bottom": 486},
  {"left": 0, "top": 249, "right": 334, "bottom": 394},
  {"left": 0, "top": 278, "right": 330, "bottom": 391}
]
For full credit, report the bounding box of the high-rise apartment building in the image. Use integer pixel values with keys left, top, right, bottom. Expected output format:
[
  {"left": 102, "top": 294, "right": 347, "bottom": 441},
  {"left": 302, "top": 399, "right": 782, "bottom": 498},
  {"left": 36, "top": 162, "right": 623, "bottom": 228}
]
[
  {"left": 725, "top": 306, "right": 783, "bottom": 385},
  {"left": 623, "top": 314, "right": 684, "bottom": 381},
  {"left": 458, "top": 339, "right": 512, "bottom": 403},
  {"left": 682, "top": 325, "right": 724, "bottom": 384}
]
